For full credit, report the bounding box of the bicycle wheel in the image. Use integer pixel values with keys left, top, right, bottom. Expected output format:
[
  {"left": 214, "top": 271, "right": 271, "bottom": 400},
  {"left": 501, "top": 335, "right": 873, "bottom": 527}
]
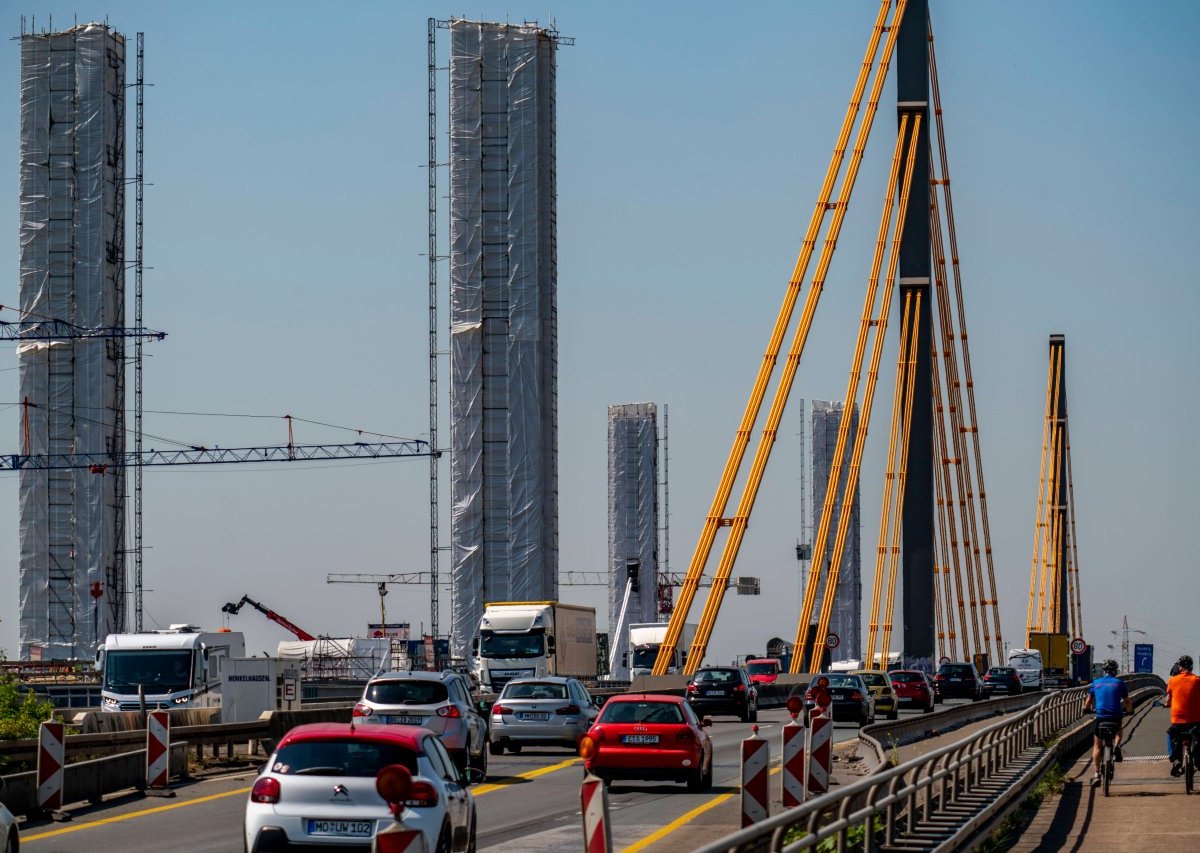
[
  {"left": 1103, "top": 743, "right": 1112, "bottom": 797},
  {"left": 1186, "top": 748, "right": 1194, "bottom": 795}
]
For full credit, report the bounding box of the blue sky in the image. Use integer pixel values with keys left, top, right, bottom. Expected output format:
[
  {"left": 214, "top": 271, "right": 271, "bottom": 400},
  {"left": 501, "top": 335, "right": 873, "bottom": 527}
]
[{"left": 1, "top": 1, "right": 1197, "bottom": 676}]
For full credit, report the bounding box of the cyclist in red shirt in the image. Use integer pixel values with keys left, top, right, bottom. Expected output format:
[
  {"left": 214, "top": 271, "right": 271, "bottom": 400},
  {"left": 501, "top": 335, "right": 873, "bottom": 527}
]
[{"left": 1165, "top": 655, "right": 1200, "bottom": 776}]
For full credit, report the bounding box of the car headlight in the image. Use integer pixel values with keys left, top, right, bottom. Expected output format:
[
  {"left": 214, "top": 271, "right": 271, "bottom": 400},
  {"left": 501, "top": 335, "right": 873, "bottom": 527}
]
[
  {"left": 102, "top": 697, "right": 119, "bottom": 708},
  {"left": 172, "top": 695, "right": 190, "bottom": 704}
]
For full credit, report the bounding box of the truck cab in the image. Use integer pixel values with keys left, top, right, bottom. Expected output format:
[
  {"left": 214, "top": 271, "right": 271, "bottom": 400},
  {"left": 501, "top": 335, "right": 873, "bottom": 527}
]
[
  {"left": 473, "top": 602, "right": 597, "bottom": 692},
  {"left": 627, "top": 622, "right": 697, "bottom": 678}
]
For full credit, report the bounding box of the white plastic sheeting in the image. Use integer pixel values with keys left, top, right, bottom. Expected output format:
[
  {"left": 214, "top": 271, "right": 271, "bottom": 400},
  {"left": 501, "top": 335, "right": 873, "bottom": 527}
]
[
  {"left": 276, "top": 638, "right": 392, "bottom": 680},
  {"left": 449, "top": 21, "right": 559, "bottom": 658},
  {"left": 811, "top": 401, "right": 863, "bottom": 662},
  {"left": 18, "top": 24, "right": 126, "bottom": 659},
  {"left": 607, "top": 404, "right": 659, "bottom": 675}
]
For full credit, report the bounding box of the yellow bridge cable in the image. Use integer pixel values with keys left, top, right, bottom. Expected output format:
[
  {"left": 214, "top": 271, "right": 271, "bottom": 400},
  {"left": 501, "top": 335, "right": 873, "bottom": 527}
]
[
  {"left": 798, "top": 112, "right": 923, "bottom": 674},
  {"left": 879, "top": 290, "right": 922, "bottom": 668},
  {"left": 680, "top": 0, "right": 912, "bottom": 675},
  {"left": 1066, "top": 436, "right": 1083, "bottom": 638},
  {"left": 651, "top": 0, "right": 897, "bottom": 676},
  {"left": 931, "top": 378, "right": 964, "bottom": 663},
  {"left": 932, "top": 344, "right": 972, "bottom": 661},
  {"left": 1026, "top": 347, "right": 1056, "bottom": 637},
  {"left": 1034, "top": 348, "right": 1064, "bottom": 637}
]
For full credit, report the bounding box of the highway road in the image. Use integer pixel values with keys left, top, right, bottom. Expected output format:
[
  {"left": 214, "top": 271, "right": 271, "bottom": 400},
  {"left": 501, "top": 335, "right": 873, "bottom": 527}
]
[{"left": 16, "top": 702, "right": 961, "bottom": 852}]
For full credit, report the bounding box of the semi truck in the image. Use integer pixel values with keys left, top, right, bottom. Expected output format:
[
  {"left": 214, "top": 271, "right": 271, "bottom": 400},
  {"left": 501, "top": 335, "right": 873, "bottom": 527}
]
[
  {"left": 97, "top": 624, "right": 248, "bottom": 715},
  {"left": 627, "top": 622, "right": 698, "bottom": 678},
  {"left": 1027, "top": 631, "right": 1072, "bottom": 687},
  {"left": 473, "top": 602, "right": 597, "bottom": 692}
]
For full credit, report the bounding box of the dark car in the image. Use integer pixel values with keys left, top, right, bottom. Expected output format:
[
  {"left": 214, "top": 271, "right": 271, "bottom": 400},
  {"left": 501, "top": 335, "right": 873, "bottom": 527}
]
[
  {"left": 804, "top": 674, "right": 876, "bottom": 726},
  {"left": 686, "top": 667, "right": 758, "bottom": 721},
  {"left": 982, "top": 666, "right": 1023, "bottom": 695},
  {"left": 889, "top": 669, "right": 936, "bottom": 712},
  {"left": 933, "top": 662, "right": 987, "bottom": 701}
]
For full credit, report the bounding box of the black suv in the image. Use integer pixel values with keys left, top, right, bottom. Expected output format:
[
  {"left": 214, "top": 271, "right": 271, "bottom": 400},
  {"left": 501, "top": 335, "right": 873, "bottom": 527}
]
[
  {"left": 686, "top": 667, "right": 758, "bottom": 721},
  {"left": 933, "top": 662, "right": 987, "bottom": 701}
]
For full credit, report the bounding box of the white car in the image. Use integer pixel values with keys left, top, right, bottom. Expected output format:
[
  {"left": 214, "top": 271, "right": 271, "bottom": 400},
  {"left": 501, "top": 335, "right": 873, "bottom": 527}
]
[
  {"left": 0, "top": 777, "right": 18, "bottom": 853},
  {"left": 244, "top": 722, "right": 478, "bottom": 853}
]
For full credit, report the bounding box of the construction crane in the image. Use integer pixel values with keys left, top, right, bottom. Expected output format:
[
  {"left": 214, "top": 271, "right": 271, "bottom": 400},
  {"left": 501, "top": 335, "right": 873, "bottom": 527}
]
[{"left": 221, "top": 594, "right": 316, "bottom": 641}]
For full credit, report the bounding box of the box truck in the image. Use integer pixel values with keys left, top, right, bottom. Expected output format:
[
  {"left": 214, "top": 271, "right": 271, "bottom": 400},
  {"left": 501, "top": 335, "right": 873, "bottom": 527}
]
[
  {"left": 627, "top": 622, "right": 698, "bottom": 677},
  {"left": 473, "top": 602, "right": 597, "bottom": 692},
  {"left": 1027, "top": 632, "right": 1071, "bottom": 687}
]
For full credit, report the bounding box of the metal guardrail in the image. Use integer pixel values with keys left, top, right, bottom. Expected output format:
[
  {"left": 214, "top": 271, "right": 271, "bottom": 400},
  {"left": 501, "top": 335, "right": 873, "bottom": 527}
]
[{"left": 695, "top": 674, "right": 1165, "bottom": 852}]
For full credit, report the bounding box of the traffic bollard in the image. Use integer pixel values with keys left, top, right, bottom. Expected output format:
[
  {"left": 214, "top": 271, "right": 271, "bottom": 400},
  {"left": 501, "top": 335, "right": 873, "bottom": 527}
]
[
  {"left": 37, "top": 719, "right": 65, "bottom": 813},
  {"left": 145, "top": 709, "right": 174, "bottom": 795},
  {"left": 580, "top": 770, "right": 613, "bottom": 853},
  {"left": 741, "top": 723, "right": 769, "bottom": 827},
  {"left": 781, "top": 716, "right": 806, "bottom": 807},
  {"left": 806, "top": 707, "right": 833, "bottom": 798}
]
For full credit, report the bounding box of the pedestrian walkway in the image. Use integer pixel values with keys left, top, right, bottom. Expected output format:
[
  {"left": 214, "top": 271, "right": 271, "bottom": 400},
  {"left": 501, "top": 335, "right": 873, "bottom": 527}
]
[{"left": 1011, "top": 703, "right": 1200, "bottom": 852}]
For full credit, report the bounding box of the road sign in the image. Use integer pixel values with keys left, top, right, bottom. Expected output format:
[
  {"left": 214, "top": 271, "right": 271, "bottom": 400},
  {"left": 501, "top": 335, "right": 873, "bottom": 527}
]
[
  {"left": 1134, "top": 643, "right": 1154, "bottom": 674},
  {"left": 1070, "top": 637, "right": 1087, "bottom": 655},
  {"left": 825, "top": 633, "right": 840, "bottom": 650}
]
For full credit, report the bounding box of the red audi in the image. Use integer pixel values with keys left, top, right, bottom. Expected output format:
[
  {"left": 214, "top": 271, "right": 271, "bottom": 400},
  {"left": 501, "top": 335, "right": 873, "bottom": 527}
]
[
  {"left": 889, "top": 669, "right": 937, "bottom": 713},
  {"left": 579, "top": 694, "right": 713, "bottom": 790}
]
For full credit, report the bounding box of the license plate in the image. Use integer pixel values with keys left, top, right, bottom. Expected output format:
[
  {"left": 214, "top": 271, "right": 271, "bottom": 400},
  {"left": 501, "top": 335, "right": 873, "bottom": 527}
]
[
  {"left": 832, "top": 690, "right": 847, "bottom": 698},
  {"left": 381, "top": 714, "right": 422, "bottom": 725},
  {"left": 949, "top": 678, "right": 961, "bottom": 682},
  {"left": 519, "top": 712, "right": 550, "bottom": 721},
  {"left": 622, "top": 734, "right": 660, "bottom": 744},
  {"left": 307, "top": 819, "right": 373, "bottom": 837},
  {"left": 705, "top": 690, "right": 724, "bottom": 696}
]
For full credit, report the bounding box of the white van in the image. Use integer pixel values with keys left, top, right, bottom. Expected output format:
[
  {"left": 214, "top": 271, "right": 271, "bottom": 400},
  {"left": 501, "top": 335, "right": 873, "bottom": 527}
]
[{"left": 1006, "top": 648, "right": 1044, "bottom": 690}]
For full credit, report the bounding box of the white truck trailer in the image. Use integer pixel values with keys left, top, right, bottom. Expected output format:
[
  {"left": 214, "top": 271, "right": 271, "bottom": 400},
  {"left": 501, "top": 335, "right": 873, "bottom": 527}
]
[
  {"left": 1006, "top": 647, "right": 1045, "bottom": 690},
  {"left": 96, "top": 625, "right": 277, "bottom": 721},
  {"left": 473, "top": 602, "right": 597, "bottom": 692},
  {"left": 627, "top": 622, "right": 698, "bottom": 677}
]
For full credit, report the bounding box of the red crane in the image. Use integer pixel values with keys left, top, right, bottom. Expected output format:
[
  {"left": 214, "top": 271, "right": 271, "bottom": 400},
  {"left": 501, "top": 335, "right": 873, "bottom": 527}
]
[{"left": 221, "top": 594, "right": 316, "bottom": 641}]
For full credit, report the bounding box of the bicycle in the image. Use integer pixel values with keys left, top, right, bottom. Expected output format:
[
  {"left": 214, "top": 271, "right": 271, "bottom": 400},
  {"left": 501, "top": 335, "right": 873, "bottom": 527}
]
[
  {"left": 1097, "top": 720, "right": 1119, "bottom": 797},
  {"left": 1181, "top": 725, "right": 1199, "bottom": 795}
]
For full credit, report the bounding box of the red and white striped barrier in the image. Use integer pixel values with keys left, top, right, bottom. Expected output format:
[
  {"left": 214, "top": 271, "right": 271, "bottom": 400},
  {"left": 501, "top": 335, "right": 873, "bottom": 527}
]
[
  {"left": 372, "top": 822, "right": 427, "bottom": 853},
  {"left": 580, "top": 771, "right": 613, "bottom": 853},
  {"left": 781, "top": 718, "right": 806, "bottom": 808},
  {"left": 806, "top": 708, "right": 833, "bottom": 798},
  {"left": 741, "top": 724, "right": 769, "bottom": 827},
  {"left": 37, "top": 719, "right": 65, "bottom": 812},
  {"left": 146, "top": 710, "right": 170, "bottom": 790}
]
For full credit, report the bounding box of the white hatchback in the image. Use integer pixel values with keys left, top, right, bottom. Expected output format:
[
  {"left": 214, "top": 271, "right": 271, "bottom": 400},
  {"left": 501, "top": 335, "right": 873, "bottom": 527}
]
[
  {"left": 244, "top": 722, "right": 478, "bottom": 853},
  {"left": 0, "top": 777, "right": 19, "bottom": 853}
]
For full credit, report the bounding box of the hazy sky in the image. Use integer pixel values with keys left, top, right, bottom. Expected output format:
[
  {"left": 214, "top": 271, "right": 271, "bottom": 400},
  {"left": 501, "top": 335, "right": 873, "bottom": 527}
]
[{"left": 1, "top": 1, "right": 1197, "bottom": 677}]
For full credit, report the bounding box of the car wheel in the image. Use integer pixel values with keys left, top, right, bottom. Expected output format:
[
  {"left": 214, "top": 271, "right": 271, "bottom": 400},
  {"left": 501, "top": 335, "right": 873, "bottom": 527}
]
[
  {"left": 466, "top": 812, "right": 478, "bottom": 853},
  {"left": 489, "top": 739, "right": 504, "bottom": 756},
  {"left": 470, "top": 741, "right": 488, "bottom": 777},
  {"left": 888, "top": 709, "right": 898, "bottom": 721},
  {"left": 748, "top": 701, "right": 758, "bottom": 723},
  {"left": 509, "top": 744, "right": 522, "bottom": 755},
  {"left": 435, "top": 820, "right": 452, "bottom": 853},
  {"left": 923, "top": 701, "right": 934, "bottom": 714},
  {"left": 687, "top": 767, "right": 707, "bottom": 792},
  {"left": 702, "top": 756, "right": 714, "bottom": 788}
]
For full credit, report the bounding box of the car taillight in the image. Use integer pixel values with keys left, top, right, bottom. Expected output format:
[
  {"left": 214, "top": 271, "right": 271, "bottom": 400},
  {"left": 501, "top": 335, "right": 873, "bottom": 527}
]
[
  {"left": 851, "top": 691, "right": 864, "bottom": 702},
  {"left": 675, "top": 729, "right": 695, "bottom": 742},
  {"left": 403, "top": 780, "right": 439, "bottom": 808},
  {"left": 734, "top": 684, "right": 745, "bottom": 693},
  {"left": 436, "top": 705, "right": 461, "bottom": 719},
  {"left": 251, "top": 776, "right": 281, "bottom": 804},
  {"left": 934, "top": 674, "right": 946, "bottom": 681},
  {"left": 686, "top": 683, "right": 698, "bottom": 694},
  {"left": 592, "top": 726, "right": 605, "bottom": 742},
  {"left": 353, "top": 703, "right": 372, "bottom": 717},
  {"left": 557, "top": 704, "right": 580, "bottom": 715},
  {"left": 491, "top": 704, "right": 510, "bottom": 716}
]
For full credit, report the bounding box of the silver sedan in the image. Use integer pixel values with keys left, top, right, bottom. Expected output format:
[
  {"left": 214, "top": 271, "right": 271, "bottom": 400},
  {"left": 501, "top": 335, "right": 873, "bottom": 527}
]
[{"left": 488, "top": 676, "right": 600, "bottom": 754}]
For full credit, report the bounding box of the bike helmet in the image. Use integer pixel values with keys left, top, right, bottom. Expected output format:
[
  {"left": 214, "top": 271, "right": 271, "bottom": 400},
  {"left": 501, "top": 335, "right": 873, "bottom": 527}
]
[
  {"left": 1179, "top": 655, "right": 1194, "bottom": 672},
  {"left": 1102, "top": 659, "right": 1119, "bottom": 675}
]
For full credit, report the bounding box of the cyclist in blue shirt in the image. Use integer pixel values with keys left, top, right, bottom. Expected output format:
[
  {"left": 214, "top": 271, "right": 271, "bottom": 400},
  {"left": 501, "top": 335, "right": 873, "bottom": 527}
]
[{"left": 1082, "top": 660, "right": 1132, "bottom": 786}]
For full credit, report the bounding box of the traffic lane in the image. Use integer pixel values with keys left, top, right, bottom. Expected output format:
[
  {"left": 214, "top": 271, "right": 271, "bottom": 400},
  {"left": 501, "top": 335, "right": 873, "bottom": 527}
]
[
  {"left": 19, "top": 772, "right": 255, "bottom": 853},
  {"left": 478, "top": 708, "right": 801, "bottom": 851}
]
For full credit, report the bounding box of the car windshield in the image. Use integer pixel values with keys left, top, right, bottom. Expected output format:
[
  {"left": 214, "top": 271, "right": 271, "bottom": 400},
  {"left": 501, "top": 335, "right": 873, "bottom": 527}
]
[
  {"left": 503, "top": 682, "right": 568, "bottom": 700},
  {"left": 822, "top": 675, "right": 862, "bottom": 689},
  {"left": 480, "top": 629, "right": 545, "bottom": 659},
  {"left": 693, "top": 669, "right": 739, "bottom": 684},
  {"left": 1008, "top": 653, "right": 1040, "bottom": 666},
  {"left": 365, "top": 680, "right": 448, "bottom": 705},
  {"left": 271, "top": 740, "right": 418, "bottom": 777},
  {"left": 747, "top": 662, "right": 778, "bottom": 675},
  {"left": 599, "top": 701, "right": 684, "bottom": 724},
  {"left": 939, "top": 666, "right": 974, "bottom": 677},
  {"left": 891, "top": 672, "right": 923, "bottom": 683},
  {"left": 988, "top": 668, "right": 1014, "bottom": 676},
  {"left": 630, "top": 647, "right": 660, "bottom": 669},
  {"left": 856, "top": 672, "right": 888, "bottom": 687},
  {"left": 103, "top": 650, "right": 193, "bottom": 694}
]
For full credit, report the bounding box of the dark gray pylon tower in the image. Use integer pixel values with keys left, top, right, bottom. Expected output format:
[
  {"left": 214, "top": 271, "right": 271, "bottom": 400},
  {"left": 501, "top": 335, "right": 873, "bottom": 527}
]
[
  {"left": 427, "top": 17, "right": 440, "bottom": 640},
  {"left": 898, "top": 0, "right": 935, "bottom": 665},
  {"left": 1050, "top": 334, "right": 1069, "bottom": 634},
  {"left": 134, "top": 32, "right": 145, "bottom": 632}
]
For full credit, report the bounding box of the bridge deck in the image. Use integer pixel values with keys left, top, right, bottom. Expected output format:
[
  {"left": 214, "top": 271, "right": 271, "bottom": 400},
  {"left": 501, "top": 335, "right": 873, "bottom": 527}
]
[{"left": 1013, "top": 704, "right": 1200, "bottom": 851}]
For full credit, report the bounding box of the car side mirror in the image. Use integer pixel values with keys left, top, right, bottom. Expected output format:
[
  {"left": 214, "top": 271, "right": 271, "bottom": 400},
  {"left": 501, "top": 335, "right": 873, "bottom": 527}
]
[
  {"left": 702, "top": 717, "right": 712, "bottom": 728},
  {"left": 593, "top": 695, "right": 607, "bottom": 708},
  {"left": 546, "top": 636, "right": 556, "bottom": 654},
  {"left": 464, "top": 767, "right": 486, "bottom": 786}
]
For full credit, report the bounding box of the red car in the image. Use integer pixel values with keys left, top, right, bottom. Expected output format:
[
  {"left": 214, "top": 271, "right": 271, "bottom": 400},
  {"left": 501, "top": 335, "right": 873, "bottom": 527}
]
[
  {"left": 889, "top": 669, "right": 937, "bottom": 713},
  {"left": 579, "top": 694, "right": 713, "bottom": 790},
  {"left": 746, "top": 658, "right": 781, "bottom": 685}
]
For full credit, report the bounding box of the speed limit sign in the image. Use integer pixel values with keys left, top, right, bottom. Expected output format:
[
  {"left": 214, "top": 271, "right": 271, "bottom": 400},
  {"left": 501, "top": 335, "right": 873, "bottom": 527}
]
[
  {"left": 1070, "top": 637, "right": 1087, "bottom": 655},
  {"left": 825, "top": 632, "right": 840, "bottom": 650}
]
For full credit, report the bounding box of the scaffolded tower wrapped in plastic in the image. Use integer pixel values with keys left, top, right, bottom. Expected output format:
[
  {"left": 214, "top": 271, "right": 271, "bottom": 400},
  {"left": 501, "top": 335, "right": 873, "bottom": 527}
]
[
  {"left": 607, "top": 403, "right": 659, "bottom": 668},
  {"left": 18, "top": 24, "right": 127, "bottom": 659},
  {"left": 449, "top": 20, "right": 560, "bottom": 657},
  {"left": 811, "top": 401, "right": 862, "bottom": 662}
]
